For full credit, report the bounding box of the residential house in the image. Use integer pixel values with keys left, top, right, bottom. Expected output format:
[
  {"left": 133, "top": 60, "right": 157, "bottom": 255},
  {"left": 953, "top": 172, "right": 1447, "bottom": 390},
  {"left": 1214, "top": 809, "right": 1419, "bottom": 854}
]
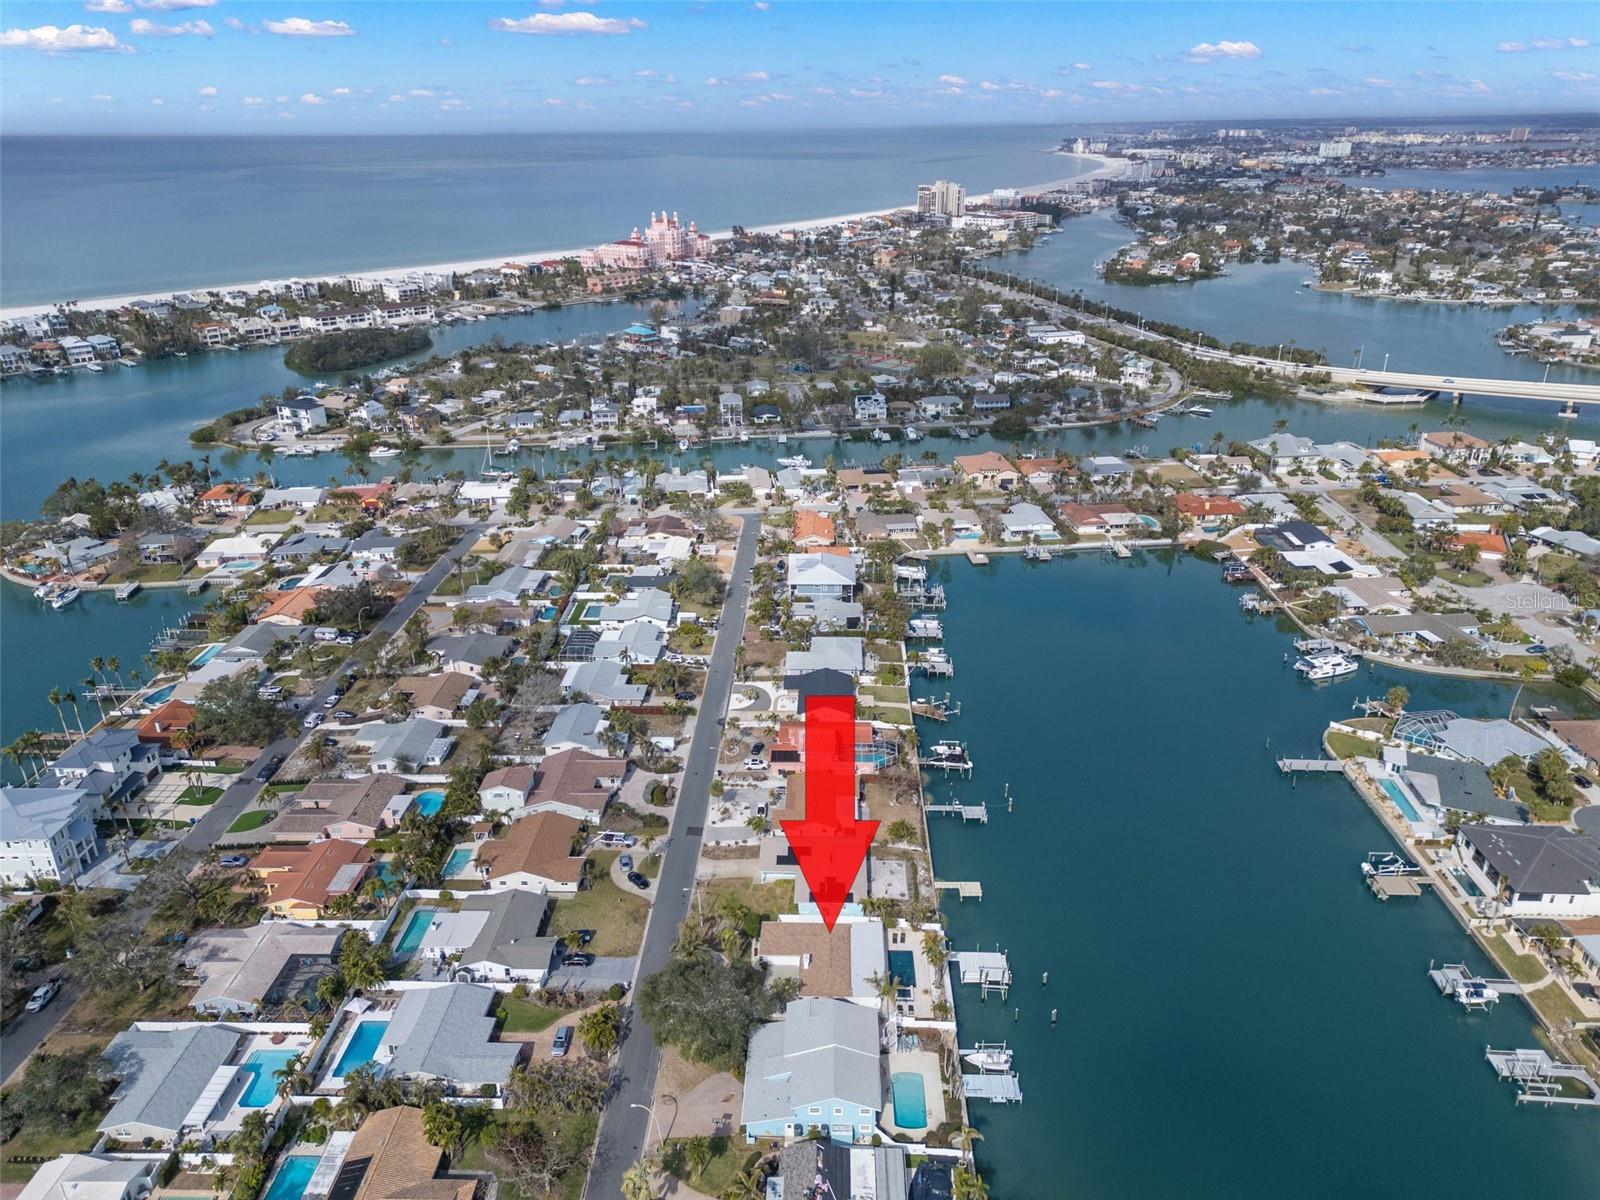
[
  {"left": 560, "top": 659, "right": 648, "bottom": 706},
  {"left": 753, "top": 919, "right": 889, "bottom": 1008},
  {"left": 355, "top": 717, "right": 455, "bottom": 772},
  {"left": 338, "top": 1107, "right": 481, "bottom": 1200},
  {"left": 393, "top": 673, "right": 473, "bottom": 721},
  {"left": 98, "top": 1025, "right": 242, "bottom": 1145},
  {"left": 134, "top": 699, "right": 196, "bottom": 752},
  {"left": 999, "top": 502, "right": 1058, "bottom": 541},
  {"left": 794, "top": 510, "right": 838, "bottom": 548},
  {"left": 476, "top": 811, "right": 587, "bottom": 894},
  {"left": 426, "top": 633, "right": 515, "bottom": 677},
  {"left": 543, "top": 703, "right": 610, "bottom": 755},
  {"left": 258, "top": 774, "right": 413, "bottom": 843},
  {"left": 412, "top": 891, "right": 557, "bottom": 985},
  {"left": 740, "top": 997, "right": 883, "bottom": 1143},
  {"left": 953, "top": 452, "right": 1019, "bottom": 491},
  {"left": 181, "top": 924, "right": 343, "bottom": 1014},
  {"left": 1456, "top": 824, "right": 1600, "bottom": 917},
  {"left": 787, "top": 554, "right": 858, "bottom": 601},
  {"left": 275, "top": 396, "right": 328, "bottom": 433},
  {"left": 0, "top": 787, "right": 100, "bottom": 886},
  {"left": 1056, "top": 502, "right": 1141, "bottom": 536},
  {"left": 248, "top": 839, "right": 374, "bottom": 918},
  {"left": 1421, "top": 431, "right": 1493, "bottom": 468},
  {"left": 783, "top": 637, "right": 866, "bottom": 684},
  {"left": 16, "top": 1156, "right": 160, "bottom": 1200},
  {"left": 771, "top": 1142, "right": 911, "bottom": 1200},
  {"left": 378, "top": 984, "right": 522, "bottom": 1091}
]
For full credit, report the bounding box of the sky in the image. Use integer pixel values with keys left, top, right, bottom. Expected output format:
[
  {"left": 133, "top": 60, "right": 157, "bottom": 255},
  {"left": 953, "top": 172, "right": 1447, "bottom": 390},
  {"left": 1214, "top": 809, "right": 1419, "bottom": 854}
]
[{"left": 1, "top": 1, "right": 1597, "bottom": 134}]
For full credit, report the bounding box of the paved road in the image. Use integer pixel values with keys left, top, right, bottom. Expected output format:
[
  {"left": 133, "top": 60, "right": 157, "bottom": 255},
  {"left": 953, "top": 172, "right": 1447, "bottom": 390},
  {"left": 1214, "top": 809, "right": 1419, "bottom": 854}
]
[
  {"left": 585, "top": 515, "right": 760, "bottom": 1199},
  {"left": 180, "top": 523, "right": 487, "bottom": 851},
  {"left": 0, "top": 982, "right": 79, "bottom": 1084}
]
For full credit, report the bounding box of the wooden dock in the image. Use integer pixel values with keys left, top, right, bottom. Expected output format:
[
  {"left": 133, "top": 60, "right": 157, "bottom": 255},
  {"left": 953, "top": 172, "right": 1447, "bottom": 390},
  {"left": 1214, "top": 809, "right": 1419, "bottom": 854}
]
[
  {"left": 113, "top": 581, "right": 141, "bottom": 601},
  {"left": 1368, "top": 873, "right": 1423, "bottom": 899},
  {"left": 966, "top": 551, "right": 990, "bottom": 565},
  {"left": 925, "top": 801, "right": 988, "bottom": 824},
  {"left": 935, "top": 880, "right": 984, "bottom": 901},
  {"left": 1277, "top": 758, "right": 1344, "bottom": 773}
]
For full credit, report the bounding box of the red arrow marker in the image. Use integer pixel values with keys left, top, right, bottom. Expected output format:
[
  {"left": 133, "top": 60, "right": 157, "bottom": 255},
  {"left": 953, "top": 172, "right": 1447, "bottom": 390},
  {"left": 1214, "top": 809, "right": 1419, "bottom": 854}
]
[{"left": 782, "top": 692, "right": 878, "bottom": 932}]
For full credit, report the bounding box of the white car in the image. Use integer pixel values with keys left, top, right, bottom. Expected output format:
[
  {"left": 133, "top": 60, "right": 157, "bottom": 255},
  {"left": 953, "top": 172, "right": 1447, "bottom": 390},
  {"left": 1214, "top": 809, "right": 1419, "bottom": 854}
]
[
  {"left": 302, "top": 712, "right": 324, "bottom": 730},
  {"left": 25, "top": 980, "right": 60, "bottom": 1013},
  {"left": 742, "top": 757, "right": 766, "bottom": 772}
]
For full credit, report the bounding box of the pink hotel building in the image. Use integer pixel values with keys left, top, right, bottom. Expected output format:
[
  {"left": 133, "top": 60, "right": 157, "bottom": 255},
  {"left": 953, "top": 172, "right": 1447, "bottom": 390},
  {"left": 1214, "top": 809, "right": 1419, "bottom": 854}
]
[{"left": 582, "top": 211, "right": 712, "bottom": 272}]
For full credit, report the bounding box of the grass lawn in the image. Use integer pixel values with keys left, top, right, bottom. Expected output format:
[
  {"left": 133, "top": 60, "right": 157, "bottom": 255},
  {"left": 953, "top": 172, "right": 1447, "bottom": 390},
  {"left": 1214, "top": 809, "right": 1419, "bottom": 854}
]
[
  {"left": 433, "top": 560, "right": 498, "bottom": 597},
  {"left": 1481, "top": 933, "right": 1547, "bottom": 985},
  {"left": 245, "top": 509, "right": 298, "bottom": 527},
  {"left": 546, "top": 854, "right": 648, "bottom": 957},
  {"left": 0, "top": 1126, "right": 102, "bottom": 1182},
  {"left": 1325, "top": 731, "right": 1379, "bottom": 760},
  {"left": 860, "top": 684, "right": 911, "bottom": 706},
  {"left": 104, "top": 561, "right": 188, "bottom": 584},
  {"left": 699, "top": 876, "right": 796, "bottom": 921},
  {"left": 495, "top": 995, "right": 564, "bottom": 1035},
  {"left": 177, "top": 785, "right": 224, "bottom": 806},
  {"left": 1524, "top": 981, "right": 1585, "bottom": 1027},
  {"left": 458, "top": 1110, "right": 597, "bottom": 1200},
  {"left": 663, "top": 1136, "right": 765, "bottom": 1197},
  {"left": 227, "top": 809, "right": 275, "bottom": 834}
]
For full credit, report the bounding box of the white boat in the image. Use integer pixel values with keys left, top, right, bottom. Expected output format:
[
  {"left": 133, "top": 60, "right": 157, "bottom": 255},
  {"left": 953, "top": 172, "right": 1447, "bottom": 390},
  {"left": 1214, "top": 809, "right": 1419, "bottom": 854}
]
[
  {"left": 678, "top": 438, "right": 691, "bottom": 452},
  {"left": 50, "top": 585, "right": 82, "bottom": 610},
  {"left": 1187, "top": 405, "right": 1213, "bottom": 418},
  {"left": 904, "top": 427, "right": 923, "bottom": 442},
  {"left": 738, "top": 431, "right": 750, "bottom": 443},
  {"left": 1361, "top": 852, "right": 1419, "bottom": 878},
  {"left": 33, "top": 581, "right": 59, "bottom": 603},
  {"left": 1454, "top": 980, "right": 1501, "bottom": 1007},
  {"left": 504, "top": 437, "right": 521, "bottom": 455},
  {"left": 928, "top": 740, "right": 967, "bottom": 760},
  {"left": 776, "top": 433, "right": 789, "bottom": 445},
  {"left": 1294, "top": 652, "right": 1359, "bottom": 681},
  {"left": 871, "top": 428, "right": 891, "bottom": 443},
  {"left": 963, "top": 1045, "right": 1014, "bottom": 1073},
  {"left": 777, "top": 455, "right": 812, "bottom": 469},
  {"left": 85, "top": 362, "right": 103, "bottom": 373},
  {"left": 368, "top": 446, "right": 402, "bottom": 459}
]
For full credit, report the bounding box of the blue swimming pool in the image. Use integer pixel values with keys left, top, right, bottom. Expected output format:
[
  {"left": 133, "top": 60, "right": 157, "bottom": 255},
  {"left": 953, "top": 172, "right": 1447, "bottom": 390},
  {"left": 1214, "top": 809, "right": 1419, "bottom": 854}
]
[
  {"left": 189, "top": 643, "right": 222, "bottom": 667},
  {"left": 144, "top": 684, "right": 176, "bottom": 705},
  {"left": 238, "top": 1048, "right": 299, "bottom": 1107},
  {"left": 414, "top": 790, "right": 445, "bottom": 817},
  {"left": 538, "top": 605, "right": 559, "bottom": 622},
  {"left": 261, "top": 1156, "right": 318, "bottom": 1200},
  {"left": 889, "top": 1072, "right": 928, "bottom": 1129},
  {"left": 332, "top": 1019, "right": 388, "bottom": 1077},
  {"left": 1379, "top": 778, "right": 1423, "bottom": 823},
  {"left": 444, "top": 847, "right": 474, "bottom": 876},
  {"left": 887, "top": 950, "right": 916, "bottom": 996},
  {"left": 394, "top": 909, "right": 435, "bottom": 957}
]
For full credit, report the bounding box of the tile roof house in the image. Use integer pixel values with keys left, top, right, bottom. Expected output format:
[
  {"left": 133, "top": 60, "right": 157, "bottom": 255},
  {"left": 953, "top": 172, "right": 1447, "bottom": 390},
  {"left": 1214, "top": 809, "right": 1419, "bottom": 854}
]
[
  {"left": 476, "top": 811, "right": 587, "bottom": 894},
  {"left": 338, "top": 1106, "right": 481, "bottom": 1200},
  {"left": 257, "top": 774, "right": 413, "bottom": 843},
  {"left": 392, "top": 673, "right": 474, "bottom": 721},
  {"left": 741, "top": 997, "right": 883, "bottom": 1144},
  {"left": 480, "top": 749, "right": 622, "bottom": 820},
  {"left": 1056, "top": 502, "right": 1140, "bottom": 535},
  {"left": 181, "top": 924, "right": 344, "bottom": 1014},
  {"left": 794, "top": 510, "right": 838, "bottom": 547},
  {"left": 953, "top": 452, "right": 1019, "bottom": 491},
  {"left": 249, "top": 840, "right": 374, "bottom": 918},
  {"left": 753, "top": 919, "right": 889, "bottom": 1007},
  {"left": 379, "top": 983, "right": 522, "bottom": 1089},
  {"left": 133, "top": 699, "right": 196, "bottom": 750}
]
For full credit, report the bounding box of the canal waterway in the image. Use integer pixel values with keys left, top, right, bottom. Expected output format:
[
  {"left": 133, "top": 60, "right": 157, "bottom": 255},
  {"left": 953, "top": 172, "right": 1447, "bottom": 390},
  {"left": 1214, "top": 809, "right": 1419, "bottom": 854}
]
[{"left": 920, "top": 552, "right": 1600, "bottom": 1199}]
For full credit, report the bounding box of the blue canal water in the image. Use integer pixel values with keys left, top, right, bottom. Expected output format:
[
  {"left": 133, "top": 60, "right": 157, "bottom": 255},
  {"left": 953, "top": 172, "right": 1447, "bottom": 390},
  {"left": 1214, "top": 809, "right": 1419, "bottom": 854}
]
[
  {"left": 0, "top": 128, "right": 1091, "bottom": 307},
  {"left": 237, "top": 1048, "right": 299, "bottom": 1108},
  {"left": 920, "top": 553, "right": 1600, "bottom": 1198}
]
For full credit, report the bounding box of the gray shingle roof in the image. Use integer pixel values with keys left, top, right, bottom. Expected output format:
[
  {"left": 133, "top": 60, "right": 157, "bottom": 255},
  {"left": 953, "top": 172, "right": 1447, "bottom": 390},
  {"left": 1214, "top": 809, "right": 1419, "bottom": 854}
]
[
  {"left": 1460, "top": 824, "right": 1600, "bottom": 896},
  {"left": 741, "top": 997, "right": 881, "bottom": 1127},
  {"left": 382, "top": 984, "right": 520, "bottom": 1086},
  {"left": 100, "top": 1025, "right": 241, "bottom": 1137}
]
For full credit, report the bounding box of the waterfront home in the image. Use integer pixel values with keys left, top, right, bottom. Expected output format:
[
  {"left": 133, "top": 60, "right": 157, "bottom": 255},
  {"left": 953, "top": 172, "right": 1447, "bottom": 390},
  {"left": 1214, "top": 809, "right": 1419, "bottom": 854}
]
[
  {"left": 181, "top": 924, "right": 343, "bottom": 1014},
  {"left": 195, "top": 533, "right": 271, "bottom": 570},
  {"left": 134, "top": 698, "right": 196, "bottom": 752},
  {"left": 918, "top": 394, "right": 963, "bottom": 420},
  {"left": 783, "top": 636, "right": 867, "bottom": 684},
  {"left": 795, "top": 510, "right": 839, "bottom": 548},
  {"left": 196, "top": 485, "right": 258, "bottom": 516},
  {"left": 355, "top": 717, "right": 455, "bottom": 773},
  {"left": 1320, "top": 576, "right": 1412, "bottom": 616},
  {"left": 999, "top": 502, "right": 1058, "bottom": 541},
  {"left": 392, "top": 673, "right": 473, "bottom": 721},
  {"left": 1455, "top": 824, "right": 1600, "bottom": 917},
  {"left": 1016, "top": 457, "right": 1070, "bottom": 489},
  {"left": 258, "top": 485, "right": 325, "bottom": 511},
  {"left": 543, "top": 702, "right": 610, "bottom": 755},
  {"left": 475, "top": 810, "right": 587, "bottom": 894},
  {"left": 1056, "top": 502, "right": 1140, "bottom": 536},
  {"left": 792, "top": 597, "right": 866, "bottom": 631},
  {"left": 561, "top": 659, "right": 649, "bottom": 706},
  {"left": 1356, "top": 612, "right": 1482, "bottom": 650},
  {"left": 1420, "top": 430, "right": 1493, "bottom": 468},
  {"left": 1174, "top": 493, "right": 1245, "bottom": 526},
  {"left": 1081, "top": 455, "right": 1132, "bottom": 481},
  {"left": 773, "top": 1141, "right": 916, "bottom": 1200},
  {"left": 275, "top": 395, "right": 328, "bottom": 433},
  {"left": 0, "top": 787, "right": 101, "bottom": 886},
  {"left": 255, "top": 587, "right": 325, "bottom": 626},
  {"left": 341, "top": 1106, "right": 482, "bottom": 1200},
  {"left": 46, "top": 728, "right": 161, "bottom": 803},
  {"left": 412, "top": 891, "right": 557, "bottom": 983},
  {"left": 98, "top": 1024, "right": 243, "bottom": 1145},
  {"left": 741, "top": 997, "right": 884, "bottom": 1144},
  {"left": 256, "top": 774, "right": 412, "bottom": 843},
  {"left": 787, "top": 553, "right": 859, "bottom": 601},
  {"left": 249, "top": 840, "right": 373, "bottom": 918},
  {"left": 136, "top": 532, "right": 194, "bottom": 564},
  {"left": 953, "top": 451, "right": 1019, "bottom": 492},
  {"left": 1379, "top": 747, "right": 1525, "bottom": 825},
  {"left": 753, "top": 919, "right": 889, "bottom": 1007},
  {"left": 16, "top": 1155, "right": 159, "bottom": 1200},
  {"left": 769, "top": 719, "right": 896, "bottom": 774},
  {"left": 853, "top": 393, "right": 889, "bottom": 422},
  {"left": 425, "top": 633, "right": 516, "bottom": 677},
  {"left": 378, "top": 983, "right": 523, "bottom": 1091},
  {"left": 1394, "top": 711, "right": 1554, "bottom": 766}
]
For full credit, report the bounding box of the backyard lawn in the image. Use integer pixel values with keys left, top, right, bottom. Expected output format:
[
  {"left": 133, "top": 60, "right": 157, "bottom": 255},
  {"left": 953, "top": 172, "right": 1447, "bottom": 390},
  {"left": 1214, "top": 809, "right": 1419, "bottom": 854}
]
[
  {"left": 546, "top": 853, "right": 648, "bottom": 956},
  {"left": 1481, "top": 933, "right": 1547, "bottom": 985},
  {"left": 178, "top": 785, "right": 224, "bottom": 806},
  {"left": 663, "top": 1136, "right": 766, "bottom": 1198},
  {"left": 495, "top": 995, "right": 564, "bottom": 1035},
  {"left": 0, "top": 1126, "right": 101, "bottom": 1183}
]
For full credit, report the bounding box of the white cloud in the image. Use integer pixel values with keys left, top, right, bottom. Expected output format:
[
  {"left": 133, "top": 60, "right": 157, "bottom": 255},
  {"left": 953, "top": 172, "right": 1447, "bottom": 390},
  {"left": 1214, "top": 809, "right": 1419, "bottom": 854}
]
[
  {"left": 242, "top": 95, "right": 265, "bottom": 105},
  {"left": 1071, "top": 62, "right": 1091, "bottom": 71},
  {"left": 1498, "top": 35, "right": 1591, "bottom": 52},
  {"left": 1551, "top": 68, "right": 1598, "bottom": 82},
  {"left": 300, "top": 92, "right": 326, "bottom": 105},
  {"left": 1185, "top": 39, "right": 1262, "bottom": 63},
  {"left": 197, "top": 84, "right": 217, "bottom": 95},
  {"left": 848, "top": 87, "right": 883, "bottom": 98},
  {"left": 1362, "top": 76, "right": 1394, "bottom": 87},
  {"left": 91, "top": 92, "right": 114, "bottom": 100},
  {"left": 1090, "top": 78, "right": 1139, "bottom": 91},
  {"left": 223, "top": 15, "right": 242, "bottom": 29},
  {"left": 543, "top": 97, "right": 565, "bottom": 107},
  {"left": 632, "top": 68, "right": 677, "bottom": 82},
  {"left": 489, "top": 12, "right": 646, "bottom": 36},
  {"left": 331, "top": 86, "right": 351, "bottom": 95},
  {"left": 979, "top": 80, "right": 1000, "bottom": 91},
  {"left": 440, "top": 97, "right": 468, "bottom": 110},
  {"left": 1307, "top": 86, "right": 1341, "bottom": 96},
  {"left": 938, "top": 73, "right": 966, "bottom": 85},
  {"left": 263, "top": 17, "right": 356, "bottom": 37},
  {"left": 84, "top": 0, "right": 130, "bottom": 11},
  {"left": 129, "top": 17, "right": 213, "bottom": 36},
  {"left": 135, "top": 0, "right": 216, "bottom": 10},
  {"left": 572, "top": 75, "right": 613, "bottom": 86},
  {"left": 705, "top": 70, "right": 770, "bottom": 86},
  {"left": 149, "top": 96, "right": 163, "bottom": 104},
  {"left": 408, "top": 87, "right": 435, "bottom": 97},
  {"left": 0, "top": 23, "right": 130, "bottom": 52},
  {"left": 750, "top": 1, "right": 770, "bottom": 9}
]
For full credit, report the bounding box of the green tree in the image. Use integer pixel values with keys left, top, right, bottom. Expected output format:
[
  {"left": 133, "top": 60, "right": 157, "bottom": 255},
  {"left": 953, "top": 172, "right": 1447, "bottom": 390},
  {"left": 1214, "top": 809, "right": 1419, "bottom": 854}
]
[
  {"left": 636, "top": 954, "right": 777, "bottom": 1073},
  {"left": 421, "top": 1100, "right": 468, "bottom": 1156},
  {"left": 577, "top": 1002, "right": 623, "bottom": 1058}
]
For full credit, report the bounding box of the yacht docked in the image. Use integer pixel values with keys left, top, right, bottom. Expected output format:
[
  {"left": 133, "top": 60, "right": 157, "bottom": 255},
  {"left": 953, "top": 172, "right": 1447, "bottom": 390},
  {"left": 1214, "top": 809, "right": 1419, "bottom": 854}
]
[
  {"left": 777, "top": 455, "right": 812, "bottom": 469},
  {"left": 904, "top": 427, "right": 923, "bottom": 442},
  {"left": 871, "top": 427, "right": 892, "bottom": 443},
  {"left": 1294, "top": 651, "right": 1359, "bottom": 682},
  {"left": 368, "top": 446, "right": 402, "bottom": 459}
]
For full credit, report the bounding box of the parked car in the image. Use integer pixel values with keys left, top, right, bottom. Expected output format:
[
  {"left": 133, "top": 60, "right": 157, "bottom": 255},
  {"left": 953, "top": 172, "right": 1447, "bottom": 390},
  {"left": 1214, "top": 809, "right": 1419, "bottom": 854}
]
[
  {"left": 256, "top": 755, "right": 283, "bottom": 781},
  {"left": 25, "top": 980, "right": 60, "bottom": 1013},
  {"left": 618, "top": 854, "right": 633, "bottom": 871},
  {"left": 303, "top": 712, "right": 324, "bottom": 729},
  {"left": 1577, "top": 775, "right": 1596, "bottom": 790},
  {"left": 219, "top": 854, "right": 249, "bottom": 868},
  {"left": 562, "top": 952, "right": 595, "bottom": 968},
  {"left": 323, "top": 694, "right": 340, "bottom": 708},
  {"left": 551, "top": 1025, "right": 574, "bottom": 1057},
  {"left": 333, "top": 709, "right": 356, "bottom": 721},
  {"left": 596, "top": 831, "right": 636, "bottom": 849},
  {"left": 750, "top": 742, "right": 766, "bottom": 755},
  {"left": 673, "top": 691, "right": 695, "bottom": 702},
  {"left": 626, "top": 871, "right": 650, "bottom": 890},
  {"left": 742, "top": 757, "right": 766, "bottom": 772}
]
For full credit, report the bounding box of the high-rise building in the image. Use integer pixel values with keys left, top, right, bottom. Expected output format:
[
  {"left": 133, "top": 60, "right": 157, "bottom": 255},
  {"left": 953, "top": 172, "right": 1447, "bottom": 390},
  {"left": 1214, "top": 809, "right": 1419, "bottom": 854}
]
[
  {"left": 915, "top": 179, "right": 965, "bottom": 218},
  {"left": 1510, "top": 127, "right": 1531, "bottom": 142}
]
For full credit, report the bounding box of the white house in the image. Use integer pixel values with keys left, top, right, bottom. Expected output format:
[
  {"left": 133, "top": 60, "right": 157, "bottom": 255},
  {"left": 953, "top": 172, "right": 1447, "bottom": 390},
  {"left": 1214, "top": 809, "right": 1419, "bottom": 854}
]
[
  {"left": 1456, "top": 824, "right": 1600, "bottom": 918},
  {"left": 0, "top": 787, "right": 101, "bottom": 886}
]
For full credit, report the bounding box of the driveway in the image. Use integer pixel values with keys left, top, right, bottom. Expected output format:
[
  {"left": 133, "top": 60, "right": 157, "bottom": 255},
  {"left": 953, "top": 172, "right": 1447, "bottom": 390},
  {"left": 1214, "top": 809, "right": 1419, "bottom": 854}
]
[
  {"left": 545, "top": 956, "right": 637, "bottom": 993},
  {"left": 585, "top": 515, "right": 760, "bottom": 1200},
  {"left": 1447, "top": 579, "right": 1591, "bottom": 660}
]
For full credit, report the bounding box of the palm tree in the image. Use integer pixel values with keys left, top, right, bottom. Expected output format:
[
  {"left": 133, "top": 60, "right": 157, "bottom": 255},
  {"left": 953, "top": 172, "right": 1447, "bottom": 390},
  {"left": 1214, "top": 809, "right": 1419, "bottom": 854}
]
[
  {"left": 951, "top": 1166, "right": 989, "bottom": 1200},
  {"left": 719, "top": 1165, "right": 767, "bottom": 1200},
  {"left": 620, "top": 1157, "right": 656, "bottom": 1200},
  {"left": 950, "top": 1125, "right": 984, "bottom": 1168},
  {"left": 46, "top": 687, "right": 73, "bottom": 737},
  {"left": 682, "top": 1135, "right": 713, "bottom": 1181}
]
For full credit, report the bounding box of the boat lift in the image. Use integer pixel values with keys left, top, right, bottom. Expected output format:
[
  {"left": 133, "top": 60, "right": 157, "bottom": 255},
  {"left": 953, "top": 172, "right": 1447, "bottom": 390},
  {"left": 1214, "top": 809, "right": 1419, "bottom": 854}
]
[
  {"left": 1428, "top": 962, "right": 1512, "bottom": 1010},
  {"left": 1485, "top": 1047, "right": 1600, "bottom": 1108}
]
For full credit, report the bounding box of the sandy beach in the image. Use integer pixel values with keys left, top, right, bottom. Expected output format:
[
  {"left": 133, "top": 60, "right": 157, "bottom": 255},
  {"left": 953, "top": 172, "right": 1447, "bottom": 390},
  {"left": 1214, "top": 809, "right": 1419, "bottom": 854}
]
[{"left": 0, "top": 154, "right": 1128, "bottom": 322}]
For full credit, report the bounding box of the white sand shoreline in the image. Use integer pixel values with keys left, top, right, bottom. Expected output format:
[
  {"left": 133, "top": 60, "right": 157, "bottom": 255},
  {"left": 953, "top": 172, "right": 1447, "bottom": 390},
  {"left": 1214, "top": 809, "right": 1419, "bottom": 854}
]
[{"left": 0, "top": 154, "right": 1128, "bottom": 322}]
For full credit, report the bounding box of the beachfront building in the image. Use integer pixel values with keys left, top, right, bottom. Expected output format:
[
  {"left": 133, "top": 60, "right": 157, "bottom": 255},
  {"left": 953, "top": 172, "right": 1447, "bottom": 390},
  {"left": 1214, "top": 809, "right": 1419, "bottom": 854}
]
[
  {"left": 584, "top": 211, "right": 711, "bottom": 272},
  {"left": 916, "top": 179, "right": 965, "bottom": 219},
  {"left": 741, "top": 997, "right": 884, "bottom": 1144}
]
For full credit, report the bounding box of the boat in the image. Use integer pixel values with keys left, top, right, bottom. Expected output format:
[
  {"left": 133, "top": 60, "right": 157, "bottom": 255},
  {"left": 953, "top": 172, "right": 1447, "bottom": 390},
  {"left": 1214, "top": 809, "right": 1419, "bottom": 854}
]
[
  {"left": 85, "top": 362, "right": 103, "bottom": 373},
  {"left": 678, "top": 438, "right": 691, "bottom": 452},
  {"left": 871, "top": 427, "right": 891, "bottom": 443},
  {"left": 1293, "top": 652, "right": 1359, "bottom": 682},
  {"left": 777, "top": 455, "right": 812, "bottom": 469},
  {"left": 738, "top": 431, "right": 750, "bottom": 443},
  {"left": 368, "top": 446, "right": 402, "bottom": 459},
  {"left": 963, "top": 1044, "right": 1014, "bottom": 1073},
  {"left": 953, "top": 428, "right": 973, "bottom": 440},
  {"left": 1454, "top": 980, "right": 1501, "bottom": 1007},
  {"left": 1187, "top": 405, "right": 1213, "bottom": 418},
  {"left": 49, "top": 584, "right": 82, "bottom": 610},
  {"left": 904, "top": 427, "right": 923, "bottom": 442},
  {"left": 504, "top": 437, "right": 521, "bottom": 455}
]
